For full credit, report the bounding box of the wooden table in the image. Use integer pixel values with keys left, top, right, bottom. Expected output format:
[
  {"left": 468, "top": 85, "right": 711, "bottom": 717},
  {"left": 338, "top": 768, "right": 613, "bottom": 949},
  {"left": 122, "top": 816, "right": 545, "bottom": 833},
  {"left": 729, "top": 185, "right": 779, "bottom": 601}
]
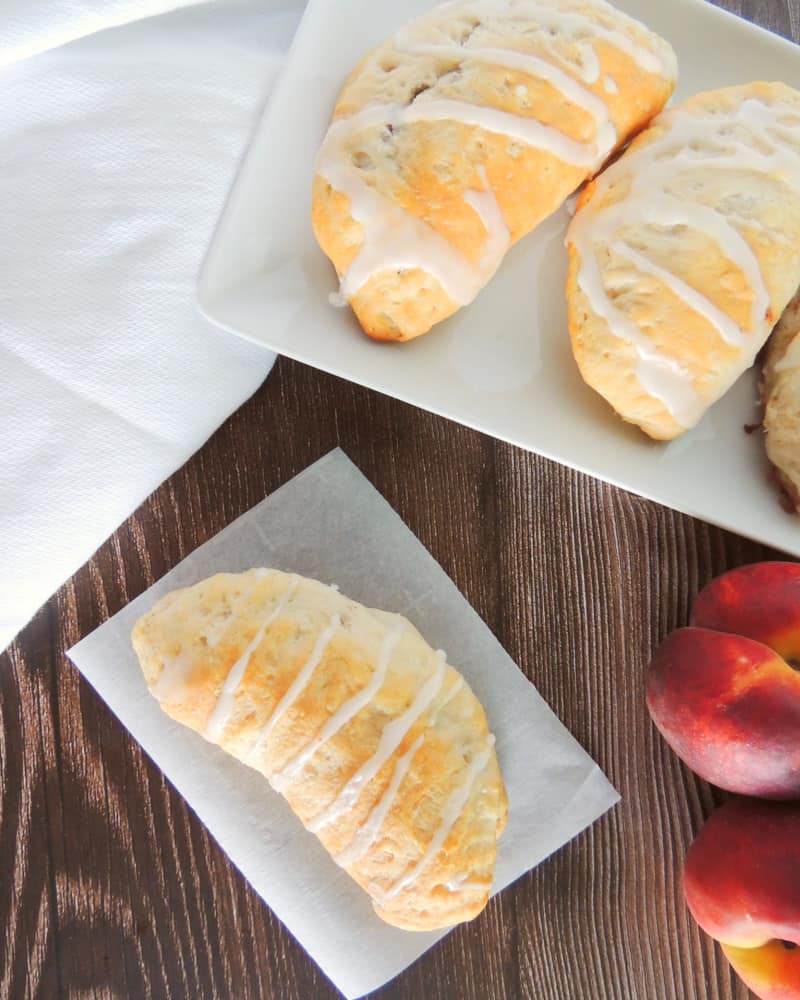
[{"left": 2, "top": 3, "right": 798, "bottom": 997}]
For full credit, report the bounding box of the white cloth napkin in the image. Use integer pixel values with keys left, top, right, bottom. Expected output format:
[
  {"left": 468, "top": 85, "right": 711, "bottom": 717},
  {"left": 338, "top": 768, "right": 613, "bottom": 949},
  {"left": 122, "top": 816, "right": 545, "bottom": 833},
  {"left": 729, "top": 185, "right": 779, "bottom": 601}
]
[{"left": 0, "top": 0, "right": 302, "bottom": 652}]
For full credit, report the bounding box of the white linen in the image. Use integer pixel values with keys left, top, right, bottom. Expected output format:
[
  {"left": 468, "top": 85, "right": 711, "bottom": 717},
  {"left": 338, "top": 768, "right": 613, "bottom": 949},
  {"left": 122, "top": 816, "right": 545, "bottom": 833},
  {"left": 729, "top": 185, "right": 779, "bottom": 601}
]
[{"left": 0, "top": 0, "right": 302, "bottom": 651}]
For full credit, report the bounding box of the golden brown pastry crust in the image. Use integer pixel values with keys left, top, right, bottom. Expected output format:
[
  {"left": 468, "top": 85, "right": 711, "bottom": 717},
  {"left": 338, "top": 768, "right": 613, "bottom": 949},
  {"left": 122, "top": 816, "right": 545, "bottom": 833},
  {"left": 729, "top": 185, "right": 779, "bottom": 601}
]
[
  {"left": 566, "top": 82, "right": 800, "bottom": 441},
  {"left": 312, "top": 0, "right": 677, "bottom": 341},
  {"left": 762, "top": 290, "right": 800, "bottom": 512},
  {"left": 132, "top": 569, "right": 507, "bottom": 931}
]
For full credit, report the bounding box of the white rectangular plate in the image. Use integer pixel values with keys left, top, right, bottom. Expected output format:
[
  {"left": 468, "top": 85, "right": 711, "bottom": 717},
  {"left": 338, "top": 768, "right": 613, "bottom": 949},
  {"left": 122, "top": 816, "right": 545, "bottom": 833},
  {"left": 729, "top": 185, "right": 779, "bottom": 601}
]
[{"left": 198, "top": 0, "right": 800, "bottom": 556}]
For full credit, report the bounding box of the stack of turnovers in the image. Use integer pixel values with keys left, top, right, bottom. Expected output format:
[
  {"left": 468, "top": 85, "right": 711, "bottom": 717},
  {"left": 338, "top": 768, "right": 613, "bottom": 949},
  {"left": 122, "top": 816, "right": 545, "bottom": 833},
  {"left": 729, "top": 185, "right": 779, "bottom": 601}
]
[
  {"left": 567, "top": 81, "right": 800, "bottom": 441},
  {"left": 761, "top": 288, "right": 800, "bottom": 512},
  {"left": 312, "top": 0, "right": 677, "bottom": 341},
  {"left": 132, "top": 570, "right": 508, "bottom": 931}
]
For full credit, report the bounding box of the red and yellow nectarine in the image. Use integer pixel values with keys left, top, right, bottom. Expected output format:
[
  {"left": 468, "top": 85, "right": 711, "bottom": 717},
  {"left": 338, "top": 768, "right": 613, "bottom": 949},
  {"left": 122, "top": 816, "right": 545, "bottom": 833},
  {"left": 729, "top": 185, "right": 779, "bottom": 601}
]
[
  {"left": 646, "top": 627, "right": 800, "bottom": 798},
  {"left": 646, "top": 561, "right": 800, "bottom": 799},
  {"left": 684, "top": 798, "right": 800, "bottom": 1000},
  {"left": 691, "top": 562, "right": 800, "bottom": 665}
]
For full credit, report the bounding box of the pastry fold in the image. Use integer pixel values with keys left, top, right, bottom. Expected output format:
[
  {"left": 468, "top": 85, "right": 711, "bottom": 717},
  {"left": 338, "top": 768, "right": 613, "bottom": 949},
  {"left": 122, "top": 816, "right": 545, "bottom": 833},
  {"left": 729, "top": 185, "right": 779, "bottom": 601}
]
[
  {"left": 132, "top": 569, "right": 507, "bottom": 931},
  {"left": 567, "top": 81, "right": 800, "bottom": 440},
  {"left": 313, "top": 0, "right": 677, "bottom": 341}
]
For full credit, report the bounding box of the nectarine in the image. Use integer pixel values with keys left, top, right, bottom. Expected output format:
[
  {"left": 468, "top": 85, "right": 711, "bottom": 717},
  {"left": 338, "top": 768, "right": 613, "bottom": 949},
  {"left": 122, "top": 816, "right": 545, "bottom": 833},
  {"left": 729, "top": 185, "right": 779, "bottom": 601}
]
[
  {"left": 684, "top": 798, "right": 800, "bottom": 1000},
  {"left": 646, "top": 627, "right": 800, "bottom": 798},
  {"left": 691, "top": 562, "right": 800, "bottom": 665}
]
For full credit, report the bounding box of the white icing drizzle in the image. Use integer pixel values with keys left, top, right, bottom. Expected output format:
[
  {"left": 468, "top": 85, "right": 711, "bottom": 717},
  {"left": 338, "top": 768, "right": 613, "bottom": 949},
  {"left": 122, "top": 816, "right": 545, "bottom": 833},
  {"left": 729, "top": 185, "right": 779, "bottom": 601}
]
[
  {"left": 523, "top": 0, "right": 668, "bottom": 78},
  {"left": 248, "top": 614, "right": 341, "bottom": 760},
  {"left": 637, "top": 195, "right": 773, "bottom": 339},
  {"left": 572, "top": 229, "right": 703, "bottom": 427},
  {"left": 603, "top": 75, "right": 618, "bottom": 95},
  {"left": 611, "top": 241, "right": 748, "bottom": 348},
  {"left": 152, "top": 573, "right": 277, "bottom": 707},
  {"left": 306, "top": 651, "right": 448, "bottom": 834},
  {"left": 318, "top": 0, "right": 672, "bottom": 306},
  {"left": 407, "top": 0, "right": 673, "bottom": 81},
  {"left": 569, "top": 95, "right": 800, "bottom": 427},
  {"left": 394, "top": 38, "right": 616, "bottom": 155},
  {"left": 150, "top": 654, "right": 195, "bottom": 704},
  {"left": 335, "top": 733, "right": 426, "bottom": 868},
  {"left": 271, "top": 622, "right": 405, "bottom": 792},
  {"left": 317, "top": 93, "right": 594, "bottom": 304},
  {"left": 318, "top": 109, "right": 490, "bottom": 305},
  {"left": 402, "top": 97, "right": 605, "bottom": 167},
  {"left": 195, "top": 569, "right": 273, "bottom": 651},
  {"left": 334, "top": 676, "right": 465, "bottom": 868},
  {"left": 726, "top": 212, "right": 793, "bottom": 247},
  {"left": 203, "top": 576, "right": 298, "bottom": 743},
  {"left": 437, "top": 665, "right": 468, "bottom": 712},
  {"left": 383, "top": 735, "right": 495, "bottom": 900},
  {"left": 445, "top": 873, "right": 489, "bottom": 893},
  {"left": 444, "top": 871, "right": 471, "bottom": 891},
  {"left": 464, "top": 166, "right": 511, "bottom": 279}
]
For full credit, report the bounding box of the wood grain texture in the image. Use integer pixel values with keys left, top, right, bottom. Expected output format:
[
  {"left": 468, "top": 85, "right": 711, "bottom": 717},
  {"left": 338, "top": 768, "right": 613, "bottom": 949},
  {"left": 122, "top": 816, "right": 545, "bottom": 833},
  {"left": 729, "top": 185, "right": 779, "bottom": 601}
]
[{"left": 1, "top": 3, "right": 798, "bottom": 997}]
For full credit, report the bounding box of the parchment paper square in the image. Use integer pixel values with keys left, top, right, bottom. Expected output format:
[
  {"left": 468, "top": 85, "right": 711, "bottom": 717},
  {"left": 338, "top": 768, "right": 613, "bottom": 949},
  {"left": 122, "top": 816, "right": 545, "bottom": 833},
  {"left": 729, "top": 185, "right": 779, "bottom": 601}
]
[{"left": 69, "top": 449, "right": 618, "bottom": 998}]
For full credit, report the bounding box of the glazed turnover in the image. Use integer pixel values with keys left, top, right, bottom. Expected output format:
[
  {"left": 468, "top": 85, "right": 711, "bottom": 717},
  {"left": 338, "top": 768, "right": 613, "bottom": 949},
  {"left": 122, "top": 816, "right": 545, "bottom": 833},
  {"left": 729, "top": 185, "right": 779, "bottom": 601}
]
[
  {"left": 312, "top": 0, "right": 677, "bottom": 340},
  {"left": 567, "top": 82, "right": 800, "bottom": 440},
  {"left": 132, "top": 569, "right": 507, "bottom": 931}
]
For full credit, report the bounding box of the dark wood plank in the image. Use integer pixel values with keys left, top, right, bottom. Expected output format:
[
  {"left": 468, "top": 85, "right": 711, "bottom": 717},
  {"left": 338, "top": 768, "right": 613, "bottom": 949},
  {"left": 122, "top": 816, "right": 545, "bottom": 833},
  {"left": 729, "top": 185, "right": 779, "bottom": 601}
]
[{"left": 2, "top": 3, "right": 798, "bottom": 999}]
